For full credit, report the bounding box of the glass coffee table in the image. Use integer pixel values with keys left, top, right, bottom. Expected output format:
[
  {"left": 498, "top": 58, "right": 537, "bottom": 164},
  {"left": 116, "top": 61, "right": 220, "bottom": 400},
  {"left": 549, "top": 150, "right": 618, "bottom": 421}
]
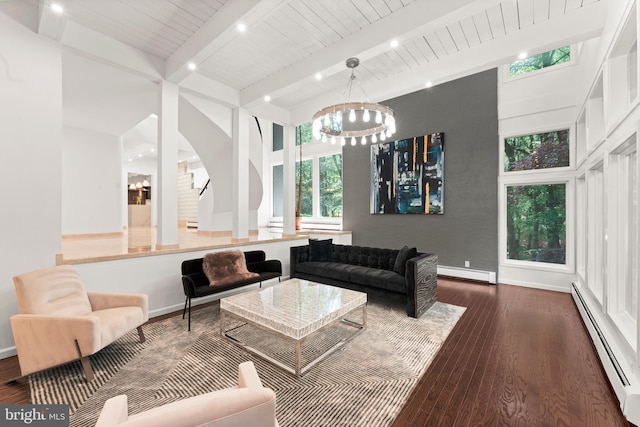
[{"left": 220, "top": 278, "right": 367, "bottom": 377}]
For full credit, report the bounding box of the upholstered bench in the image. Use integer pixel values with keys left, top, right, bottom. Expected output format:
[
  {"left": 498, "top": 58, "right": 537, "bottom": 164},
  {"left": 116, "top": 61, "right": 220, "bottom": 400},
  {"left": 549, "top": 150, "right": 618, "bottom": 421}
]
[{"left": 181, "top": 250, "right": 282, "bottom": 330}]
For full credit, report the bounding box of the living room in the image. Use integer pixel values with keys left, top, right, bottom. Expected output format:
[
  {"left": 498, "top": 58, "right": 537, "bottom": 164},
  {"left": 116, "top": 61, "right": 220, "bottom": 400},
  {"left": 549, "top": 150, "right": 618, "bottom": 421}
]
[{"left": 1, "top": 0, "right": 638, "bottom": 425}]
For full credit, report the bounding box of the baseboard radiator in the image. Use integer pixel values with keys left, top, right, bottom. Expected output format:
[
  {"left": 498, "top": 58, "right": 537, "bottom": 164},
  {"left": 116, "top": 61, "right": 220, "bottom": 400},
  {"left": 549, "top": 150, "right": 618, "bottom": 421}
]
[
  {"left": 437, "top": 266, "right": 496, "bottom": 284},
  {"left": 571, "top": 282, "right": 640, "bottom": 425}
]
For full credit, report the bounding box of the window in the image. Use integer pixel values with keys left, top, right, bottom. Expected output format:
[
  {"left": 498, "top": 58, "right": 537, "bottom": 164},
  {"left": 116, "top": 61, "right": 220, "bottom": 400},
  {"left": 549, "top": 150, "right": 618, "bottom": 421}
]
[
  {"left": 296, "top": 122, "right": 313, "bottom": 146},
  {"left": 587, "top": 163, "right": 605, "bottom": 304},
  {"left": 610, "top": 138, "right": 638, "bottom": 343},
  {"left": 272, "top": 164, "right": 283, "bottom": 217},
  {"left": 509, "top": 46, "right": 571, "bottom": 77},
  {"left": 295, "top": 159, "right": 312, "bottom": 217},
  {"left": 506, "top": 184, "right": 566, "bottom": 264},
  {"left": 272, "top": 123, "right": 283, "bottom": 151},
  {"left": 319, "top": 154, "right": 342, "bottom": 217},
  {"left": 504, "top": 129, "right": 570, "bottom": 172}
]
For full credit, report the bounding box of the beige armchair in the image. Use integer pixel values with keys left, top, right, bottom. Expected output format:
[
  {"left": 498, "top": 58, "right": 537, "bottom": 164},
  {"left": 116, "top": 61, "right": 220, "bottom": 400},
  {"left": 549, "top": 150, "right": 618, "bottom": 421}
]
[
  {"left": 10, "top": 265, "right": 148, "bottom": 381},
  {"left": 95, "top": 361, "right": 278, "bottom": 427}
]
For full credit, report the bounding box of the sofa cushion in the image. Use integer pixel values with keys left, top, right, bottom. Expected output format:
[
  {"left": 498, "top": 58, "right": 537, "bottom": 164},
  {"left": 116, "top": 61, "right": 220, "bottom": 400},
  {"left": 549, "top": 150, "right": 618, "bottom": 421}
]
[
  {"left": 349, "top": 266, "right": 406, "bottom": 293},
  {"left": 308, "top": 239, "right": 333, "bottom": 262},
  {"left": 295, "top": 262, "right": 358, "bottom": 282},
  {"left": 203, "top": 250, "right": 259, "bottom": 287},
  {"left": 393, "top": 246, "right": 417, "bottom": 276}
]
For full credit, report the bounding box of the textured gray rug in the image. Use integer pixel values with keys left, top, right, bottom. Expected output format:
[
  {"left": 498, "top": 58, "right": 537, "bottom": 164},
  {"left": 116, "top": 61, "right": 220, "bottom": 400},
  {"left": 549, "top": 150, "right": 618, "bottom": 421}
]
[{"left": 29, "top": 298, "right": 465, "bottom": 427}]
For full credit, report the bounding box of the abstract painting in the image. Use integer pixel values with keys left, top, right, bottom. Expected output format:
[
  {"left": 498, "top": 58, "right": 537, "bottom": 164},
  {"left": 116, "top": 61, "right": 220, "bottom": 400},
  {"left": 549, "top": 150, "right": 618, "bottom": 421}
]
[{"left": 371, "top": 133, "right": 444, "bottom": 214}]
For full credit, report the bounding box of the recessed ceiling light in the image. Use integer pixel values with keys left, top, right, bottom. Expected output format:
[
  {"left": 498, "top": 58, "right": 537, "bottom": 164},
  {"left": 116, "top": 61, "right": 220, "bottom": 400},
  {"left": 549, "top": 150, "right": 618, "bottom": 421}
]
[
  {"left": 425, "top": 81, "right": 433, "bottom": 88},
  {"left": 315, "top": 72, "right": 322, "bottom": 80},
  {"left": 390, "top": 39, "right": 399, "bottom": 48},
  {"left": 150, "top": 148, "right": 155, "bottom": 152},
  {"left": 237, "top": 23, "right": 246, "bottom": 33},
  {"left": 50, "top": 3, "right": 64, "bottom": 14},
  {"left": 128, "top": 158, "right": 132, "bottom": 162},
  {"left": 138, "top": 154, "right": 142, "bottom": 158},
  {"left": 264, "top": 95, "right": 271, "bottom": 102},
  {"left": 518, "top": 52, "right": 528, "bottom": 59},
  {"left": 192, "top": 155, "right": 197, "bottom": 159},
  {"left": 187, "top": 62, "right": 197, "bottom": 71}
]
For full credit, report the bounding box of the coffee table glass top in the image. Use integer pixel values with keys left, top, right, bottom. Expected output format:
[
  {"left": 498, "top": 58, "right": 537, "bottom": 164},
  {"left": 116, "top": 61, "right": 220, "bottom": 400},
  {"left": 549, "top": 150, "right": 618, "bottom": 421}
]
[{"left": 220, "top": 278, "right": 367, "bottom": 340}]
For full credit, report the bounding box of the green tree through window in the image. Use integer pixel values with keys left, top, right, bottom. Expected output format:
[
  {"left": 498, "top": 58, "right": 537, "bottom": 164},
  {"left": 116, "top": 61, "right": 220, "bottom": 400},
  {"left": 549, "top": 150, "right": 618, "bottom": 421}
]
[
  {"left": 509, "top": 46, "right": 571, "bottom": 77},
  {"left": 504, "top": 129, "right": 570, "bottom": 172},
  {"left": 319, "top": 154, "right": 342, "bottom": 217},
  {"left": 295, "top": 159, "right": 312, "bottom": 216},
  {"left": 506, "top": 184, "right": 566, "bottom": 264}
]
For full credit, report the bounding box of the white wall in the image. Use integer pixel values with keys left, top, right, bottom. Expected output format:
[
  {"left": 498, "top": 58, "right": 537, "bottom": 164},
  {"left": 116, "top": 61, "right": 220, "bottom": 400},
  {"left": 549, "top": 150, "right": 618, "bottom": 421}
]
[
  {"left": 0, "top": 9, "right": 63, "bottom": 356},
  {"left": 62, "top": 126, "right": 123, "bottom": 235}
]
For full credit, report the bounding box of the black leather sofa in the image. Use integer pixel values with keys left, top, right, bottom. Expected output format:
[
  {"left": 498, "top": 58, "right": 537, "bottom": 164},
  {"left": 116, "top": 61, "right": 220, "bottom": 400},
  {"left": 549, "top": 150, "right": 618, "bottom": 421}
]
[
  {"left": 290, "top": 242, "right": 437, "bottom": 318},
  {"left": 181, "top": 250, "right": 281, "bottom": 330}
]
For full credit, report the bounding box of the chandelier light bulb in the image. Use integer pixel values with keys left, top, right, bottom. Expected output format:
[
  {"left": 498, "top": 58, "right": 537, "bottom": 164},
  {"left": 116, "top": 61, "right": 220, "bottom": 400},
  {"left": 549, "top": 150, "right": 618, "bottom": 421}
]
[
  {"left": 380, "top": 131, "right": 386, "bottom": 141},
  {"left": 331, "top": 136, "right": 337, "bottom": 144},
  {"left": 341, "top": 137, "right": 346, "bottom": 146},
  {"left": 321, "top": 134, "right": 327, "bottom": 143},
  {"left": 361, "top": 136, "right": 367, "bottom": 145},
  {"left": 323, "top": 115, "right": 330, "bottom": 127},
  {"left": 372, "top": 133, "right": 377, "bottom": 143},
  {"left": 363, "top": 109, "right": 370, "bottom": 122},
  {"left": 350, "top": 137, "right": 356, "bottom": 146},
  {"left": 375, "top": 111, "right": 382, "bottom": 123},
  {"left": 349, "top": 109, "right": 356, "bottom": 122}
]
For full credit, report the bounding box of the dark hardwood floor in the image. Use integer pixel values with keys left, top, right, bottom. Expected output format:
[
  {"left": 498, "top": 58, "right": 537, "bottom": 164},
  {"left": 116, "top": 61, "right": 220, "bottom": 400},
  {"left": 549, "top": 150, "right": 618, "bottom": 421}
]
[{"left": 0, "top": 278, "right": 632, "bottom": 426}]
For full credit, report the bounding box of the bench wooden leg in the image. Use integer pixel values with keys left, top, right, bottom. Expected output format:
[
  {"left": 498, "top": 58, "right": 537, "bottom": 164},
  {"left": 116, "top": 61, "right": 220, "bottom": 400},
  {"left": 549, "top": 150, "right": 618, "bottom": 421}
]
[{"left": 137, "top": 326, "right": 145, "bottom": 343}]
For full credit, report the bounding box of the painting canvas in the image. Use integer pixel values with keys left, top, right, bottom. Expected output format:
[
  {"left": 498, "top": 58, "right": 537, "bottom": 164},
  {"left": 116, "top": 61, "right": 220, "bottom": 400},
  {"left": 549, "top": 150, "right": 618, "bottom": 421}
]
[{"left": 371, "top": 133, "right": 444, "bottom": 214}]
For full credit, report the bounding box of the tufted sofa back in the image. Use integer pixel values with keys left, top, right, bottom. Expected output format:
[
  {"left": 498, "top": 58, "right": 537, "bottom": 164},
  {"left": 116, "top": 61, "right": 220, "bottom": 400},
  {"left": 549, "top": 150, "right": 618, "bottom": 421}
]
[{"left": 296, "top": 244, "right": 401, "bottom": 271}]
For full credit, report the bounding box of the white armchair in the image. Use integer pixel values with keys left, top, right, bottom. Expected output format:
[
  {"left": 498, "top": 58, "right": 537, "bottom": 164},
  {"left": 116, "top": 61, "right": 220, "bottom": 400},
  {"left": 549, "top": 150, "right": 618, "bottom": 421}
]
[
  {"left": 10, "top": 265, "right": 148, "bottom": 381},
  {"left": 95, "top": 361, "right": 278, "bottom": 427}
]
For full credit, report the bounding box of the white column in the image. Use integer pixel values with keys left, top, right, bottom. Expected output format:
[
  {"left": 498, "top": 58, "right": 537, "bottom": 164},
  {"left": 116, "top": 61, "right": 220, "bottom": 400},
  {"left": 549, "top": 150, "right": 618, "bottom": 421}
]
[
  {"left": 282, "top": 124, "right": 296, "bottom": 235},
  {"left": 156, "top": 80, "right": 179, "bottom": 248},
  {"left": 232, "top": 107, "right": 250, "bottom": 240}
]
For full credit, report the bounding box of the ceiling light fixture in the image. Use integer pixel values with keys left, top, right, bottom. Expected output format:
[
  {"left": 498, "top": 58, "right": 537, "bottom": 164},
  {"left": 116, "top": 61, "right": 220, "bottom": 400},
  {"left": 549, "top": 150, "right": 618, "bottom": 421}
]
[
  {"left": 425, "top": 81, "right": 433, "bottom": 88},
  {"left": 50, "top": 3, "right": 64, "bottom": 14},
  {"left": 518, "top": 52, "right": 528, "bottom": 59},
  {"left": 187, "top": 62, "right": 197, "bottom": 71},
  {"left": 237, "top": 23, "right": 246, "bottom": 33},
  {"left": 390, "top": 39, "right": 399, "bottom": 48},
  {"left": 264, "top": 95, "right": 271, "bottom": 102},
  {"left": 312, "top": 57, "right": 395, "bottom": 145},
  {"left": 315, "top": 72, "right": 322, "bottom": 80}
]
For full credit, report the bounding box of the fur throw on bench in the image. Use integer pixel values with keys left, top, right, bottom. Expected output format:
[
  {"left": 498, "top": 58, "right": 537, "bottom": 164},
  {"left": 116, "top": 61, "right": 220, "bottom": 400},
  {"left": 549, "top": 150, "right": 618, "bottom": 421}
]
[{"left": 203, "top": 250, "right": 259, "bottom": 287}]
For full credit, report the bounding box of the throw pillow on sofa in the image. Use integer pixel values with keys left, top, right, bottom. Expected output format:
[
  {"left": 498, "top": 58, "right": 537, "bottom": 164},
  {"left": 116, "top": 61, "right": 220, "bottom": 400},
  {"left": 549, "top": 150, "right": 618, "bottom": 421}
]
[
  {"left": 203, "top": 250, "right": 259, "bottom": 287},
  {"left": 393, "top": 245, "right": 417, "bottom": 276},
  {"left": 308, "top": 238, "right": 333, "bottom": 262}
]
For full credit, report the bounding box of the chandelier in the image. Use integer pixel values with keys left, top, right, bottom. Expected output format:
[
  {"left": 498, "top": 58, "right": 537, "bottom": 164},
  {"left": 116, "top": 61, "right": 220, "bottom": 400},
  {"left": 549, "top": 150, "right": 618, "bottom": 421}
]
[{"left": 312, "top": 57, "right": 396, "bottom": 146}]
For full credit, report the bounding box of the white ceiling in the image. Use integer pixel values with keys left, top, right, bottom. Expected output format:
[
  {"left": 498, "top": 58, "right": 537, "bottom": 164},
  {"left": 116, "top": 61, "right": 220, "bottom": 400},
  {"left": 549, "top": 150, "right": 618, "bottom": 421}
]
[
  {"left": 2, "top": 0, "right": 607, "bottom": 163},
  {"left": 37, "top": 0, "right": 606, "bottom": 107}
]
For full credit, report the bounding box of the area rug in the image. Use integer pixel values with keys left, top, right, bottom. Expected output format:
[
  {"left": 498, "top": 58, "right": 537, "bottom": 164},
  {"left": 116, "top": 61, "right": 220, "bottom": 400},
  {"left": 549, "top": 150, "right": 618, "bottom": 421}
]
[{"left": 29, "top": 298, "right": 465, "bottom": 427}]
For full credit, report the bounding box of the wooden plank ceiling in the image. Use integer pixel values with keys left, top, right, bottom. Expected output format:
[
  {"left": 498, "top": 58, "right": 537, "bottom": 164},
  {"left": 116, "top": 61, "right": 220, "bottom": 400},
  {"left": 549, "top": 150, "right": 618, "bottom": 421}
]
[{"left": 45, "top": 0, "right": 603, "bottom": 112}]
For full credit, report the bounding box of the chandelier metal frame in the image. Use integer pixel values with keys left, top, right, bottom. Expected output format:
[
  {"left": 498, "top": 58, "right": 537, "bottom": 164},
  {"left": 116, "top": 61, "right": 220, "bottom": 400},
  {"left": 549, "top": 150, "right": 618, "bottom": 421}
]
[{"left": 312, "top": 57, "right": 396, "bottom": 145}]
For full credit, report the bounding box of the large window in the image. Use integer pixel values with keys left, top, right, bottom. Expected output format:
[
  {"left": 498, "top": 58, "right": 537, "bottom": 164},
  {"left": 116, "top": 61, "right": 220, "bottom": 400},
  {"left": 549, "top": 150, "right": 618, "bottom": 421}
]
[
  {"left": 587, "top": 163, "right": 605, "bottom": 304},
  {"left": 509, "top": 46, "right": 571, "bottom": 77},
  {"left": 506, "top": 184, "right": 566, "bottom": 264},
  {"left": 319, "top": 154, "right": 343, "bottom": 217},
  {"left": 504, "top": 129, "right": 570, "bottom": 172},
  {"left": 295, "top": 159, "right": 312, "bottom": 217}
]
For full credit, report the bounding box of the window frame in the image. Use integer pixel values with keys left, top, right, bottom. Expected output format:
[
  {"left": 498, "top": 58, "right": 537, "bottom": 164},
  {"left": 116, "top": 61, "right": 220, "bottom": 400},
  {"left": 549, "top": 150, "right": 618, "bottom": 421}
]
[
  {"left": 499, "top": 174, "right": 573, "bottom": 273},
  {"left": 502, "top": 45, "right": 576, "bottom": 83}
]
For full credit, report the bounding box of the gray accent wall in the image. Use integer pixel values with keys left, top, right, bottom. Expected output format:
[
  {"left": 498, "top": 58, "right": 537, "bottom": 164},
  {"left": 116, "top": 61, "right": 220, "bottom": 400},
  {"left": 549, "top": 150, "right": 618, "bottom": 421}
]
[{"left": 342, "top": 68, "right": 499, "bottom": 273}]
